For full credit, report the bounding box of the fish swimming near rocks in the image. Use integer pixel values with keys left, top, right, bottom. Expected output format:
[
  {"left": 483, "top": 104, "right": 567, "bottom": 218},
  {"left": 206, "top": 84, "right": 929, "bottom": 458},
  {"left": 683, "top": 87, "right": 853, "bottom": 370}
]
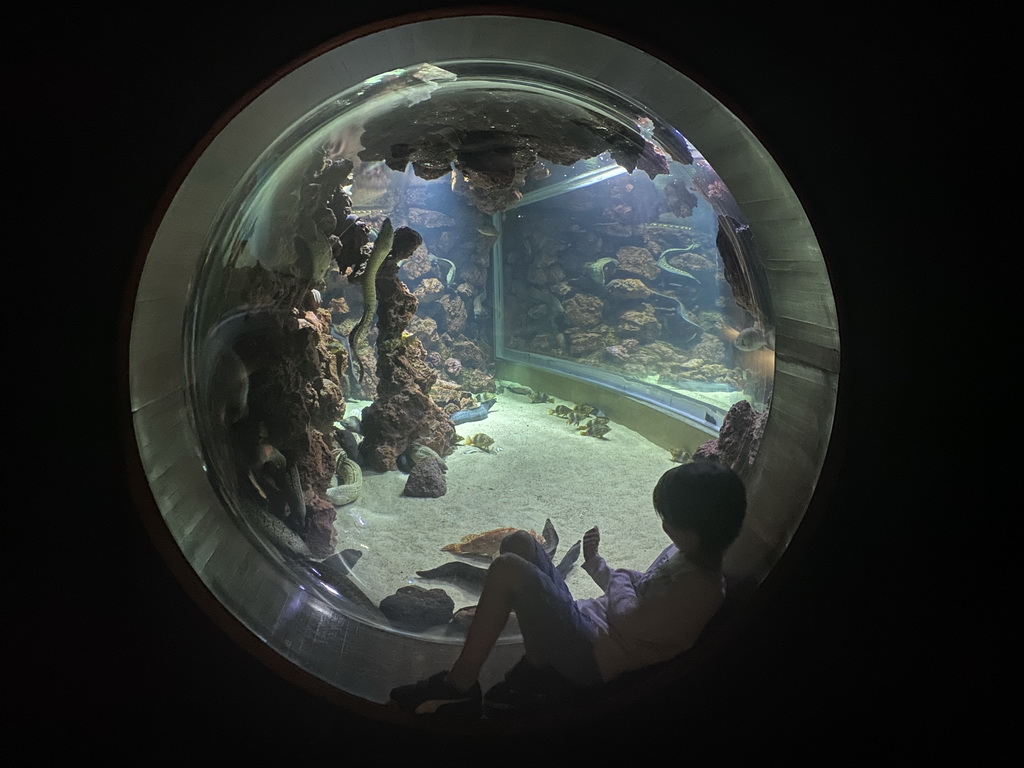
[
  {"left": 450, "top": 398, "right": 496, "bottom": 425},
  {"left": 301, "top": 551, "right": 378, "bottom": 613},
  {"left": 427, "top": 252, "right": 457, "bottom": 285},
  {"left": 648, "top": 290, "right": 704, "bottom": 343},
  {"left": 656, "top": 248, "right": 702, "bottom": 288},
  {"left": 496, "top": 380, "right": 533, "bottom": 396},
  {"left": 459, "top": 433, "right": 497, "bottom": 452},
  {"left": 734, "top": 325, "right": 775, "bottom": 352},
  {"left": 579, "top": 419, "right": 611, "bottom": 439},
  {"left": 325, "top": 453, "right": 363, "bottom": 506},
  {"left": 421, "top": 520, "right": 580, "bottom": 586},
  {"left": 529, "top": 391, "right": 554, "bottom": 403}
]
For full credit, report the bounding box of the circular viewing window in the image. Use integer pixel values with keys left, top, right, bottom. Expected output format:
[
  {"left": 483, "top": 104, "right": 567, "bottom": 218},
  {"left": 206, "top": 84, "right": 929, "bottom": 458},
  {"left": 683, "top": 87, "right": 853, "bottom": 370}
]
[{"left": 128, "top": 14, "right": 839, "bottom": 720}]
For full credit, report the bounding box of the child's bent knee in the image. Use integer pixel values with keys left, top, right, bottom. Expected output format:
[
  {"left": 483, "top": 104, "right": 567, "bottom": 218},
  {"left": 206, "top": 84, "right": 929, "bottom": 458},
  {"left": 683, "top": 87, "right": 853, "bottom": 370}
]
[
  {"left": 489, "top": 552, "right": 531, "bottom": 588},
  {"left": 499, "top": 530, "right": 540, "bottom": 560}
]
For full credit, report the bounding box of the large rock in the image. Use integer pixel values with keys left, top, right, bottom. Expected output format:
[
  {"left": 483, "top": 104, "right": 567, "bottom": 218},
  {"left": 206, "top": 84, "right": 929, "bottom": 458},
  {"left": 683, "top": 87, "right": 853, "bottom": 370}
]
[
  {"left": 380, "top": 585, "right": 455, "bottom": 631},
  {"left": 694, "top": 400, "right": 768, "bottom": 472},
  {"left": 615, "top": 246, "right": 661, "bottom": 282},
  {"left": 605, "top": 278, "right": 652, "bottom": 301},
  {"left": 617, "top": 308, "right": 662, "bottom": 342},
  {"left": 403, "top": 456, "right": 447, "bottom": 497},
  {"left": 563, "top": 293, "right": 605, "bottom": 329}
]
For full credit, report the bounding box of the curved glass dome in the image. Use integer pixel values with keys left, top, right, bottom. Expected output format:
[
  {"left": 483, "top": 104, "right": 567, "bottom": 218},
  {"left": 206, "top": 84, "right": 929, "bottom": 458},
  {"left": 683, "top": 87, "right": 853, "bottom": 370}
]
[{"left": 129, "top": 14, "right": 838, "bottom": 715}]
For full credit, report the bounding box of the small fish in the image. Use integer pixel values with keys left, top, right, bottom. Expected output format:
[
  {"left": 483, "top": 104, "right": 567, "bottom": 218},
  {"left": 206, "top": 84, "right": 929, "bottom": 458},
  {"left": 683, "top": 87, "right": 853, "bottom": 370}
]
[
  {"left": 477, "top": 223, "right": 499, "bottom": 237},
  {"left": 461, "top": 433, "right": 496, "bottom": 452},
  {"left": 572, "top": 404, "right": 595, "bottom": 417},
  {"left": 580, "top": 421, "right": 611, "bottom": 439},
  {"left": 704, "top": 412, "right": 718, "bottom": 426},
  {"left": 567, "top": 412, "right": 583, "bottom": 427},
  {"left": 549, "top": 405, "right": 573, "bottom": 418},
  {"left": 669, "top": 449, "right": 691, "bottom": 464},
  {"left": 530, "top": 392, "right": 554, "bottom": 403},
  {"left": 734, "top": 326, "right": 774, "bottom": 352}
]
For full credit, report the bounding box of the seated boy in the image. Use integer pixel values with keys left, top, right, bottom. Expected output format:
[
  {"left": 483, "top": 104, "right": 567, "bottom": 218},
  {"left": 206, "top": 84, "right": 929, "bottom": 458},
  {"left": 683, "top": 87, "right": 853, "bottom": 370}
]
[{"left": 389, "top": 461, "right": 747, "bottom": 717}]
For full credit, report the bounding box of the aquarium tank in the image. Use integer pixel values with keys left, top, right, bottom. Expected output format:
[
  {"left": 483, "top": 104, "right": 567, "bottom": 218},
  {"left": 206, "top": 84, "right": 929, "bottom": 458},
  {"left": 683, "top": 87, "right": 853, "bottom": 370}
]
[{"left": 185, "top": 59, "right": 776, "bottom": 637}]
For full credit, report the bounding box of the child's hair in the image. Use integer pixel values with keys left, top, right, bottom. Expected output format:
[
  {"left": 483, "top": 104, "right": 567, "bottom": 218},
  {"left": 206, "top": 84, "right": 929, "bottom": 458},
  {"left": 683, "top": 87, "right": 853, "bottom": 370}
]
[{"left": 653, "top": 462, "right": 746, "bottom": 557}]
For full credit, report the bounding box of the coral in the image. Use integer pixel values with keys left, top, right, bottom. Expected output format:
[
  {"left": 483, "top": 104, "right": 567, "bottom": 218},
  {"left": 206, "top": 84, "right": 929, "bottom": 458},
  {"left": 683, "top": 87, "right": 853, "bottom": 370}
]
[
  {"left": 567, "top": 330, "right": 604, "bottom": 356},
  {"left": 615, "top": 246, "right": 661, "bottom": 282},
  {"left": 563, "top": 293, "right": 605, "bottom": 329},
  {"left": 437, "top": 293, "right": 468, "bottom": 334},
  {"left": 302, "top": 491, "right": 337, "bottom": 559},
  {"left": 693, "top": 400, "right": 768, "bottom": 474},
  {"left": 413, "top": 277, "right": 445, "bottom": 303},
  {"left": 617, "top": 308, "right": 662, "bottom": 342},
  {"left": 605, "top": 278, "right": 653, "bottom": 301},
  {"left": 450, "top": 339, "right": 485, "bottom": 368},
  {"left": 692, "top": 336, "right": 727, "bottom": 366},
  {"left": 358, "top": 226, "right": 455, "bottom": 470},
  {"left": 407, "top": 207, "right": 456, "bottom": 228},
  {"left": 444, "top": 357, "right": 463, "bottom": 376}
]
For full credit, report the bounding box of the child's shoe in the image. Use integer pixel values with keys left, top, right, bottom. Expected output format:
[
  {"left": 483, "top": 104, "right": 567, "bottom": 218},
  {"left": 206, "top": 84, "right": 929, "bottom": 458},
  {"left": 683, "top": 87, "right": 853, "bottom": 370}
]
[
  {"left": 482, "top": 656, "right": 575, "bottom": 718},
  {"left": 389, "top": 671, "right": 482, "bottom": 717}
]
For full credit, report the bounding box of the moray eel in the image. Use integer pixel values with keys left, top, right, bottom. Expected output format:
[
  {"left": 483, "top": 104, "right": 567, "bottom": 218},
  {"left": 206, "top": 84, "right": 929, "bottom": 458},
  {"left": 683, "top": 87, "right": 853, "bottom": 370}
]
[
  {"left": 326, "top": 454, "right": 363, "bottom": 506},
  {"left": 451, "top": 398, "right": 496, "bottom": 425},
  {"left": 649, "top": 290, "right": 704, "bottom": 342},
  {"left": 348, "top": 218, "right": 395, "bottom": 382},
  {"left": 428, "top": 253, "right": 457, "bottom": 285},
  {"left": 416, "top": 534, "right": 581, "bottom": 588},
  {"left": 657, "top": 248, "right": 702, "bottom": 286},
  {"left": 586, "top": 257, "right": 619, "bottom": 288}
]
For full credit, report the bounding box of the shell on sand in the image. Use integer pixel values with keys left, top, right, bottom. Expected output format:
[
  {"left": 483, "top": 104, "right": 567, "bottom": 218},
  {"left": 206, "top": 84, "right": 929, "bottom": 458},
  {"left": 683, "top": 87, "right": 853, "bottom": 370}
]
[{"left": 442, "top": 527, "right": 545, "bottom": 558}]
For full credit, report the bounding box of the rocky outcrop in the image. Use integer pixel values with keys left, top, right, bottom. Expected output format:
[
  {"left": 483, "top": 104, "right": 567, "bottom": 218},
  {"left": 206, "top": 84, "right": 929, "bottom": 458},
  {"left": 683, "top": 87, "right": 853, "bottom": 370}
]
[{"left": 379, "top": 585, "right": 455, "bottom": 631}]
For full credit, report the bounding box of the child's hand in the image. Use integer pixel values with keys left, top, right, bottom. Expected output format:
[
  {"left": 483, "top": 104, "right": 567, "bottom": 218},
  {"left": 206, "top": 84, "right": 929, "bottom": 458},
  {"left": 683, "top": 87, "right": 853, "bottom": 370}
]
[{"left": 583, "top": 526, "right": 600, "bottom": 562}]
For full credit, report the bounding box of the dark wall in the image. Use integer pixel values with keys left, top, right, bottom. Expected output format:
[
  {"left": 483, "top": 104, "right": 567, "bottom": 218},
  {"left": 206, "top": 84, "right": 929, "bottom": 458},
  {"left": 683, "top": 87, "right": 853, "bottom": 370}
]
[{"left": 51, "top": 2, "right": 981, "bottom": 760}]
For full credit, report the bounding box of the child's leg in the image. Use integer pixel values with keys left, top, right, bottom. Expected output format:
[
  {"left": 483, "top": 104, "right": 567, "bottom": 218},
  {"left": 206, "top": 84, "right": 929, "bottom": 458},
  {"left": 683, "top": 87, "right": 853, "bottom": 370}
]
[
  {"left": 447, "top": 531, "right": 599, "bottom": 691},
  {"left": 446, "top": 548, "right": 533, "bottom": 691}
]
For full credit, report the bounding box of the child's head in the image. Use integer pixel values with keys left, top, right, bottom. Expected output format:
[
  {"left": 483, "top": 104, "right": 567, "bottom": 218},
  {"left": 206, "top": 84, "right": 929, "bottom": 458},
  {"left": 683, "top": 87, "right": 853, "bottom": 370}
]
[{"left": 653, "top": 462, "right": 746, "bottom": 559}]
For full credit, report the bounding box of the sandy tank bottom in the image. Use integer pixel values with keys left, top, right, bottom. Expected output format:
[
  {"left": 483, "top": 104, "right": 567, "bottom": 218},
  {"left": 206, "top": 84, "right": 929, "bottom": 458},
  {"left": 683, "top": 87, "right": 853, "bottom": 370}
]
[{"left": 333, "top": 392, "right": 683, "bottom": 612}]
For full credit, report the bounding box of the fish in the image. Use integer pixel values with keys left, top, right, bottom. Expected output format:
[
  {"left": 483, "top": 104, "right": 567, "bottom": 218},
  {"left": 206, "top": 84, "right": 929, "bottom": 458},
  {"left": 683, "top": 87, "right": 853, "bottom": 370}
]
[
  {"left": 450, "top": 398, "right": 496, "bottom": 425},
  {"left": 348, "top": 218, "right": 395, "bottom": 382},
  {"left": 734, "top": 325, "right": 775, "bottom": 352},
  {"left": 442, "top": 526, "right": 546, "bottom": 558},
  {"left": 549, "top": 405, "right": 573, "bottom": 418},
  {"left": 704, "top": 411, "right": 718, "bottom": 425},
  {"left": 460, "top": 433, "right": 496, "bottom": 452},
  {"left": 477, "top": 223, "right": 499, "bottom": 237},
  {"left": 669, "top": 449, "right": 691, "bottom": 463},
  {"left": 325, "top": 454, "right": 363, "bottom": 506},
  {"left": 301, "top": 553, "right": 378, "bottom": 613},
  {"left": 497, "top": 381, "right": 534, "bottom": 396},
  {"left": 416, "top": 561, "right": 489, "bottom": 588},
  {"left": 529, "top": 392, "right": 554, "bottom": 403},
  {"left": 422, "top": 520, "right": 575, "bottom": 588},
  {"left": 572, "top": 404, "right": 596, "bottom": 417},
  {"left": 585, "top": 257, "right": 619, "bottom": 287},
  {"left": 579, "top": 420, "right": 611, "bottom": 439},
  {"left": 656, "top": 248, "right": 702, "bottom": 286},
  {"left": 648, "top": 290, "right": 704, "bottom": 343},
  {"left": 640, "top": 222, "right": 695, "bottom": 236},
  {"left": 427, "top": 252, "right": 457, "bottom": 285}
]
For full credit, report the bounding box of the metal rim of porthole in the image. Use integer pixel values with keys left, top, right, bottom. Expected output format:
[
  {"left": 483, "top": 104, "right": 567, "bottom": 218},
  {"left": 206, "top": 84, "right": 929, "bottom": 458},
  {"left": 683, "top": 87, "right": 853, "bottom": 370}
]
[{"left": 125, "top": 10, "right": 840, "bottom": 726}]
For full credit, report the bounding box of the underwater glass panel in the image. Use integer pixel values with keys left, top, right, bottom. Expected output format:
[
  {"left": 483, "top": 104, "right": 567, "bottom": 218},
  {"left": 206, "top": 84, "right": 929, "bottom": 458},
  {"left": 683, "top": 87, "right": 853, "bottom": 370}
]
[{"left": 185, "top": 59, "right": 774, "bottom": 636}]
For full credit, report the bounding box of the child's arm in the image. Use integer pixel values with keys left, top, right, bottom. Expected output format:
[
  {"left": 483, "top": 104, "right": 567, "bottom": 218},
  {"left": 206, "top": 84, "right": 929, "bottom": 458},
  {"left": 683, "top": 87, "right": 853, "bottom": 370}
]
[{"left": 582, "top": 525, "right": 643, "bottom": 592}]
